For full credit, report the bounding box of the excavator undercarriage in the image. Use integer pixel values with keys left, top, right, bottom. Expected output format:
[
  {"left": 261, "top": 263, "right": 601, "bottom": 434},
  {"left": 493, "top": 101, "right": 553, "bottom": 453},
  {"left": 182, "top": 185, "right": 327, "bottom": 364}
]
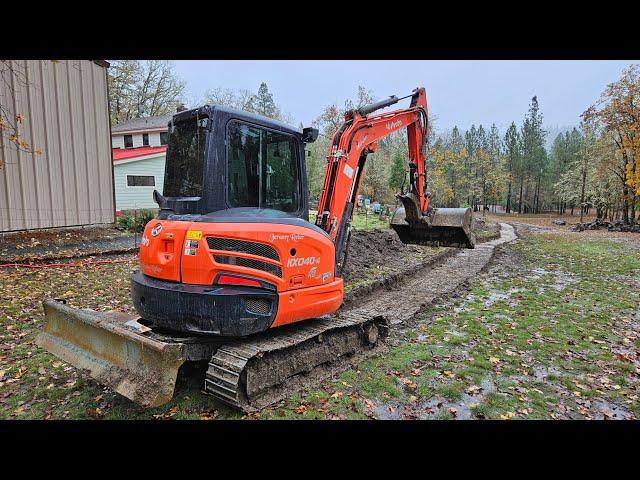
[{"left": 38, "top": 298, "right": 388, "bottom": 411}]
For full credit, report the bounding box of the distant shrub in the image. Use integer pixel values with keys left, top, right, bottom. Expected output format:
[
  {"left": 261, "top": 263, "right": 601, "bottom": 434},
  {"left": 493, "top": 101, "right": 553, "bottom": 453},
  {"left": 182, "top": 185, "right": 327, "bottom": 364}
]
[
  {"left": 135, "top": 209, "right": 156, "bottom": 232},
  {"left": 116, "top": 209, "right": 157, "bottom": 233},
  {"left": 116, "top": 214, "right": 135, "bottom": 232}
]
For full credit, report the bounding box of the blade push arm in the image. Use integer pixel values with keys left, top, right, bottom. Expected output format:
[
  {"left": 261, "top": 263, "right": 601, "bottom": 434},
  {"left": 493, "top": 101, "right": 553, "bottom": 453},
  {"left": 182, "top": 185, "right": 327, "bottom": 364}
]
[{"left": 315, "top": 87, "right": 430, "bottom": 264}]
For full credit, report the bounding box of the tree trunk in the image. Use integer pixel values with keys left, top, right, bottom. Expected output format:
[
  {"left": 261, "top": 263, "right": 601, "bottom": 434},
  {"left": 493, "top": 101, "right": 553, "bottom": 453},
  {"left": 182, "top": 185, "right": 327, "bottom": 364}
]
[
  {"left": 518, "top": 177, "right": 524, "bottom": 214},
  {"left": 632, "top": 160, "right": 638, "bottom": 225},
  {"left": 623, "top": 184, "right": 630, "bottom": 224},
  {"left": 579, "top": 162, "right": 587, "bottom": 223},
  {"left": 506, "top": 182, "right": 512, "bottom": 214}
]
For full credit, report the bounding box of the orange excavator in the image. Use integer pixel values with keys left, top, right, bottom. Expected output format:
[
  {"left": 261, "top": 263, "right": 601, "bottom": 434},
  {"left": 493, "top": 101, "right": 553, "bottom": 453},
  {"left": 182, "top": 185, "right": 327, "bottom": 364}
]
[{"left": 37, "top": 87, "right": 474, "bottom": 410}]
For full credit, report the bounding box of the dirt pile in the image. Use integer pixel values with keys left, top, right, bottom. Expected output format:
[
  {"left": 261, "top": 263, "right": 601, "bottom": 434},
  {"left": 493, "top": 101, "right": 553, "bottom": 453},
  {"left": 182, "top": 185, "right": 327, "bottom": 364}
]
[
  {"left": 573, "top": 218, "right": 640, "bottom": 233},
  {"left": 342, "top": 229, "right": 429, "bottom": 284}
]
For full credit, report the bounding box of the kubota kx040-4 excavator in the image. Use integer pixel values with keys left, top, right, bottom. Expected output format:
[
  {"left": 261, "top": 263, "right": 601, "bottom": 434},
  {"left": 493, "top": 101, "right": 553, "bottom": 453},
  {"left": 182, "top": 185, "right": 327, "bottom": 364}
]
[{"left": 37, "top": 87, "right": 475, "bottom": 410}]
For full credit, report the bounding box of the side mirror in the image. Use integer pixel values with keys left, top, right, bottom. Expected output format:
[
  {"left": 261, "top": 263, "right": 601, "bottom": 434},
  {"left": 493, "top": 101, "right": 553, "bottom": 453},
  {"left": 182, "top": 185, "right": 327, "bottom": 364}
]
[
  {"left": 153, "top": 189, "right": 166, "bottom": 208},
  {"left": 302, "top": 127, "right": 319, "bottom": 143}
]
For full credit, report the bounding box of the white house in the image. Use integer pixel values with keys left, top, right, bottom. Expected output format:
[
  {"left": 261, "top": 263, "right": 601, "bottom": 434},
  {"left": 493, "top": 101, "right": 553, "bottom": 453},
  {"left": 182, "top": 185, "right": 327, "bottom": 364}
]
[
  {"left": 111, "top": 114, "right": 172, "bottom": 150},
  {"left": 113, "top": 146, "right": 167, "bottom": 211},
  {"left": 111, "top": 114, "right": 172, "bottom": 211}
]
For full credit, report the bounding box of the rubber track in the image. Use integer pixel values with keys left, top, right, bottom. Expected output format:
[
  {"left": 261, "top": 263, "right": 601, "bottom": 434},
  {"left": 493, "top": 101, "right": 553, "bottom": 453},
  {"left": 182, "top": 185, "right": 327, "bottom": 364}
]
[{"left": 205, "top": 312, "right": 388, "bottom": 411}]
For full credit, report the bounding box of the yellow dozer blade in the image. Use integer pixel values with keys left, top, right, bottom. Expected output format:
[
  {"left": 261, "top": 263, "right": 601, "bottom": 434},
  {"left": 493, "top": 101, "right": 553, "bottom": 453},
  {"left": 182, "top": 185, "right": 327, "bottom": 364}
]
[
  {"left": 390, "top": 195, "right": 475, "bottom": 249},
  {"left": 36, "top": 299, "right": 217, "bottom": 407}
]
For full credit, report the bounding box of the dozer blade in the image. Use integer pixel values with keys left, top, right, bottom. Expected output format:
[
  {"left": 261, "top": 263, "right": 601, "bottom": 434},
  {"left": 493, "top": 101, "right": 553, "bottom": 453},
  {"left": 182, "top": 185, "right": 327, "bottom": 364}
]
[
  {"left": 36, "top": 299, "right": 217, "bottom": 407},
  {"left": 390, "top": 204, "right": 476, "bottom": 249}
]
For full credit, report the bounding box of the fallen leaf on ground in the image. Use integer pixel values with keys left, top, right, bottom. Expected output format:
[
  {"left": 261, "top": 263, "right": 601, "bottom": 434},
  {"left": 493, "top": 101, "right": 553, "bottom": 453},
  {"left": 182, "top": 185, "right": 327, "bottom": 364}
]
[
  {"left": 402, "top": 378, "right": 417, "bottom": 390},
  {"left": 87, "top": 407, "right": 103, "bottom": 418}
]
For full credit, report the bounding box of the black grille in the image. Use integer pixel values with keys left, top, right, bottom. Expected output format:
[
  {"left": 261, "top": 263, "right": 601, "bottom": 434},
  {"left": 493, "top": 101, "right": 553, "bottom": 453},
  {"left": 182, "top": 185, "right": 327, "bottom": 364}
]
[
  {"left": 214, "top": 255, "right": 282, "bottom": 278},
  {"left": 244, "top": 298, "right": 272, "bottom": 315},
  {"left": 206, "top": 237, "right": 279, "bottom": 261}
]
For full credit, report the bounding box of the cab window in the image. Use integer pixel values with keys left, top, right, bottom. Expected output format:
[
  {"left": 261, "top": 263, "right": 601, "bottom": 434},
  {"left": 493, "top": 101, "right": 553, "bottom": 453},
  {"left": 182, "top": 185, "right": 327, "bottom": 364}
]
[{"left": 227, "top": 121, "right": 300, "bottom": 212}]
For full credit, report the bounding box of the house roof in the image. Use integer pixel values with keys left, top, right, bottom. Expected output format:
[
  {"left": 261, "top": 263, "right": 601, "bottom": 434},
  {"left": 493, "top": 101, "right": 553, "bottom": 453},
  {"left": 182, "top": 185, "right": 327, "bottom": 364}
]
[
  {"left": 113, "top": 146, "right": 167, "bottom": 162},
  {"left": 111, "top": 115, "right": 172, "bottom": 133}
]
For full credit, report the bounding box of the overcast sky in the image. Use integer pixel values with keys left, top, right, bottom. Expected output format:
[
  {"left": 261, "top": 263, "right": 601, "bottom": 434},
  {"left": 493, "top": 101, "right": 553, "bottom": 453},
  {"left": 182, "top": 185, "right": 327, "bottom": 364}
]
[{"left": 174, "top": 60, "right": 638, "bottom": 134}]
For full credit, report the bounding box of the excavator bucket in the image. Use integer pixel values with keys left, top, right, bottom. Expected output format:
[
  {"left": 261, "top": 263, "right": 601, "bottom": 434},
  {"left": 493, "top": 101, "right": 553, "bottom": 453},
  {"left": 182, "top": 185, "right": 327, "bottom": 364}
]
[
  {"left": 36, "top": 299, "right": 217, "bottom": 407},
  {"left": 390, "top": 203, "right": 476, "bottom": 249}
]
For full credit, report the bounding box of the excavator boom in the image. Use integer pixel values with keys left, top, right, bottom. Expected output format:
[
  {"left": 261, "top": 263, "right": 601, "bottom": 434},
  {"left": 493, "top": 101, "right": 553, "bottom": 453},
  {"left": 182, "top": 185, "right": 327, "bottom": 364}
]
[{"left": 316, "top": 88, "right": 474, "bottom": 266}]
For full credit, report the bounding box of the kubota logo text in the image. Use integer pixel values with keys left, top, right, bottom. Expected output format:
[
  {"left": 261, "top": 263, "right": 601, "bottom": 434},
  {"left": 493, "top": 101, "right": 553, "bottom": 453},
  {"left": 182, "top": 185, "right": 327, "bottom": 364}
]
[
  {"left": 271, "top": 233, "right": 305, "bottom": 242},
  {"left": 356, "top": 134, "right": 369, "bottom": 150},
  {"left": 386, "top": 120, "right": 402, "bottom": 130},
  {"left": 287, "top": 256, "right": 320, "bottom": 268}
]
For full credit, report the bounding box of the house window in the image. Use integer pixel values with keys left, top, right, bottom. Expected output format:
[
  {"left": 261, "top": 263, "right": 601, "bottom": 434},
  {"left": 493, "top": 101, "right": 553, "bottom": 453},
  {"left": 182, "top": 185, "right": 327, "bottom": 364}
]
[
  {"left": 127, "top": 175, "right": 155, "bottom": 187},
  {"left": 160, "top": 131, "right": 168, "bottom": 145},
  {"left": 143, "top": 133, "right": 149, "bottom": 146},
  {"left": 124, "top": 135, "right": 133, "bottom": 148}
]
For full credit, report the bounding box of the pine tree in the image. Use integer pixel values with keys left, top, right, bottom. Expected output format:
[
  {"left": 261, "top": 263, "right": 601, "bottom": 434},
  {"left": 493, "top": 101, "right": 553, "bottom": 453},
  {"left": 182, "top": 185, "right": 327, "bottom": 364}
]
[
  {"left": 519, "top": 96, "right": 547, "bottom": 213},
  {"left": 253, "top": 82, "right": 279, "bottom": 118},
  {"left": 504, "top": 123, "right": 520, "bottom": 213}
]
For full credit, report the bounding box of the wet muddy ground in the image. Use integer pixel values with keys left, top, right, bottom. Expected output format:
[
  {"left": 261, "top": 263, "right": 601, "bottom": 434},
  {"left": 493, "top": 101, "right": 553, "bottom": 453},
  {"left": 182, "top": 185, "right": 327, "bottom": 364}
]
[
  {"left": 260, "top": 223, "right": 640, "bottom": 420},
  {"left": 3, "top": 216, "right": 638, "bottom": 420}
]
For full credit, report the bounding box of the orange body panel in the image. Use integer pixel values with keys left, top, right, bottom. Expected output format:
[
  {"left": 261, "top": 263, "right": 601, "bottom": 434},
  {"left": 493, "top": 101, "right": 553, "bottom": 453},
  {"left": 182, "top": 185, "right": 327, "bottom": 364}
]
[
  {"left": 139, "top": 220, "right": 190, "bottom": 282},
  {"left": 139, "top": 219, "right": 343, "bottom": 329},
  {"left": 272, "top": 278, "right": 343, "bottom": 328}
]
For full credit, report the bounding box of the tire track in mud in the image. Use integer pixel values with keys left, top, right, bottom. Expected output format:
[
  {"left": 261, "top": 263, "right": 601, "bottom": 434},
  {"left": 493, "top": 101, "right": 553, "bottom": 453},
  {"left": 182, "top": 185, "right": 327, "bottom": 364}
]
[{"left": 337, "top": 223, "right": 516, "bottom": 326}]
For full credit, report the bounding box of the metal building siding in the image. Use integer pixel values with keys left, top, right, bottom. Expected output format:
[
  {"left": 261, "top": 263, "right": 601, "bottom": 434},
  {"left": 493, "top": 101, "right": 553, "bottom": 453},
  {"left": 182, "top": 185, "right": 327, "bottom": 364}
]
[{"left": 0, "top": 60, "right": 114, "bottom": 232}]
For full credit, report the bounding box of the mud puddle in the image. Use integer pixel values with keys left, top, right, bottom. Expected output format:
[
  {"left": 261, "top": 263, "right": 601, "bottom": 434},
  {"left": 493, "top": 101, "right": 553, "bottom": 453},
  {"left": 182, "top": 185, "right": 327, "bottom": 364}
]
[
  {"left": 530, "top": 267, "right": 578, "bottom": 293},
  {"left": 591, "top": 399, "right": 634, "bottom": 420},
  {"left": 370, "top": 376, "right": 498, "bottom": 420},
  {"left": 454, "top": 288, "right": 523, "bottom": 313}
]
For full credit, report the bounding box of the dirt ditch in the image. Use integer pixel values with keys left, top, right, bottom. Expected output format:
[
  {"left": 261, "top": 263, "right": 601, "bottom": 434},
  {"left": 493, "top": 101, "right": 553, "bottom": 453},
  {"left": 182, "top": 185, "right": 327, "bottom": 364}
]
[
  {"left": 342, "top": 224, "right": 516, "bottom": 325},
  {"left": 342, "top": 224, "right": 501, "bottom": 306}
]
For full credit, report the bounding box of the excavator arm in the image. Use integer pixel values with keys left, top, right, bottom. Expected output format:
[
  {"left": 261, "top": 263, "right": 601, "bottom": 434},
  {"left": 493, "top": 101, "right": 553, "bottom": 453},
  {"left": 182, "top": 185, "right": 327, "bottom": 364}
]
[{"left": 316, "top": 87, "right": 474, "bottom": 271}]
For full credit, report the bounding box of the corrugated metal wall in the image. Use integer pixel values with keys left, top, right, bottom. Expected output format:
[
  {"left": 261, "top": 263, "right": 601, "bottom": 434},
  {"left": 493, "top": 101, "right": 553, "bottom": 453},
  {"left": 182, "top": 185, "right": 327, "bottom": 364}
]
[{"left": 0, "top": 60, "right": 114, "bottom": 232}]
